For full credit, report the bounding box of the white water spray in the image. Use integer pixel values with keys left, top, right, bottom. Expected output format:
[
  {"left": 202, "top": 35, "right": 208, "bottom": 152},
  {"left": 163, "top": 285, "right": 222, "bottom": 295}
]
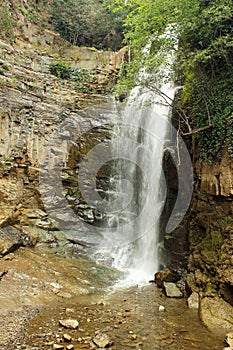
[{"left": 95, "top": 29, "right": 178, "bottom": 283}]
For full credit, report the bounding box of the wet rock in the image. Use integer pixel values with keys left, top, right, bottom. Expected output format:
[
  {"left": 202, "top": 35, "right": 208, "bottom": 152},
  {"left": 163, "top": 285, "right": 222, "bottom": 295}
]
[
  {"left": 187, "top": 292, "right": 200, "bottom": 309},
  {"left": 92, "top": 333, "right": 113, "bottom": 348},
  {"left": 59, "top": 319, "right": 79, "bottom": 329},
  {"left": 163, "top": 282, "right": 183, "bottom": 298}
]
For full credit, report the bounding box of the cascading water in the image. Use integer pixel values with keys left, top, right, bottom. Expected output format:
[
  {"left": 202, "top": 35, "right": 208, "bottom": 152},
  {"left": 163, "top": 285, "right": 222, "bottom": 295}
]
[{"left": 95, "top": 33, "right": 178, "bottom": 283}]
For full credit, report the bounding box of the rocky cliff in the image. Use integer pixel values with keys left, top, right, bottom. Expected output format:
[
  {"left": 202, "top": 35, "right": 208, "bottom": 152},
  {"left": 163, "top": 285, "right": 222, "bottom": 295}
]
[
  {"left": 163, "top": 145, "right": 233, "bottom": 333},
  {"left": 0, "top": 0, "right": 125, "bottom": 256},
  {"left": 188, "top": 151, "right": 233, "bottom": 333}
]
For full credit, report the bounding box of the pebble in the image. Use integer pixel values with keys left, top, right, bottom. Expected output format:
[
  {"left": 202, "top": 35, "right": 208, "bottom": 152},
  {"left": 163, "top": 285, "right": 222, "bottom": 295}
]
[
  {"left": 59, "top": 319, "right": 79, "bottom": 329},
  {"left": 53, "top": 344, "right": 64, "bottom": 349},
  {"left": 66, "top": 345, "right": 74, "bottom": 350},
  {"left": 57, "top": 291, "right": 72, "bottom": 298},
  {"left": 65, "top": 308, "right": 75, "bottom": 314},
  {"left": 63, "top": 333, "right": 72, "bottom": 342},
  {"left": 128, "top": 334, "right": 137, "bottom": 340},
  {"left": 226, "top": 333, "right": 233, "bottom": 347},
  {"left": 92, "top": 333, "right": 113, "bottom": 348},
  {"left": 159, "top": 305, "right": 165, "bottom": 312}
]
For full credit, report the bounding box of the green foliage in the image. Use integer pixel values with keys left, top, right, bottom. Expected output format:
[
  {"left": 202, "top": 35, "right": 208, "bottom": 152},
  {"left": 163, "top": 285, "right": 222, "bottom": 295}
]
[
  {"left": 0, "top": 63, "right": 11, "bottom": 76},
  {"left": 49, "top": 60, "right": 93, "bottom": 92},
  {"left": 183, "top": 67, "right": 233, "bottom": 160},
  {"left": 110, "top": 0, "right": 233, "bottom": 160},
  {"left": 177, "top": 0, "right": 233, "bottom": 160},
  {"left": 0, "top": 1, "right": 15, "bottom": 42},
  {"left": 50, "top": 0, "right": 125, "bottom": 50},
  {"left": 17, "top": 4, "right": 39, "bottom": 23},
  {"left": 49, "top": 61, "right": 72, "bottom": 79}
]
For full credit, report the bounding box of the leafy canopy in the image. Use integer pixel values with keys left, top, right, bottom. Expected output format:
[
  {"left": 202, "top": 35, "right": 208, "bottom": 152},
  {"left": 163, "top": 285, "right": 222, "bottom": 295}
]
[
  {"left": 110, "top": 0, "right": 233, "bottom": 160},
  {"left": 50, "top": 0, "right": 125, "bottom": 49}
]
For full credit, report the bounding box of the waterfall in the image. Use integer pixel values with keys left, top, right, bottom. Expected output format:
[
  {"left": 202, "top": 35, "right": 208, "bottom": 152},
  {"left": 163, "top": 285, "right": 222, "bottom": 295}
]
[{"left": 95, "top": 36, "right": 177, "bottom": 283}]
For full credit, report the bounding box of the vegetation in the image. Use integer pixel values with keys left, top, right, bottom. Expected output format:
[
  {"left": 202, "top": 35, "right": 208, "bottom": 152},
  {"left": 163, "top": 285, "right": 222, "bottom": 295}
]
[
  {"left": 0, "top": 1, "right": 15, "bottom": 42},
  {"left": 49, "top": 60, "right": 93, "bottom": 92},
  {"left": 49, "top": 61, "right": 72, "bottom": 79},
  {"left": 109, "top": 0, "right": 233, "bottom": 160},
  {"left": 50, "top": 0, "right": 126, "bottom": 50}
]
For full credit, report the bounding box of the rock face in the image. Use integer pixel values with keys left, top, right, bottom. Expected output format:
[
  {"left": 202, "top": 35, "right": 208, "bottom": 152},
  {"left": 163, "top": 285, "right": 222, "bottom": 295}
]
[
  {"left": 161, "top": 94, "right": 233, "bottom": 330},
  {"left": 0, "top": 26, "right": 121, "bottom": 254},
  {"left": 198, "top": 151, "right": 233, "bottom": 197},
  {"left": 187, "top": 154, "right": 233, "bottom": 331},
  {"left": 163, "top": 145, "right": 233, "bottom": 331}
]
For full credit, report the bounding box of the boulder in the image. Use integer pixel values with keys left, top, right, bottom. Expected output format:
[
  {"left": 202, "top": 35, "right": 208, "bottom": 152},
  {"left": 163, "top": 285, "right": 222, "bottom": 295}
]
[{"left": 200, "top": 297, "right": 233, "bottom": 334}]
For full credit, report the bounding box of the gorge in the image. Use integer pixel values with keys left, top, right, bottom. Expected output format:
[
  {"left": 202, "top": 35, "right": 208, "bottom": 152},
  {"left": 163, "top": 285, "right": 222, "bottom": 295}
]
[{"left": 0, "top": 0, "right": 232, "bottom": 349}]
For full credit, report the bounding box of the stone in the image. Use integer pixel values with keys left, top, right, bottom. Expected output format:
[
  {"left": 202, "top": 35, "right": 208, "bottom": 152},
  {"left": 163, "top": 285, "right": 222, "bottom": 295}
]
[
  {"left": 65, "top": 308, "right": 75, "bottom": 314},
  {"left": 53, "top": 345, "right": 64, "bottom": 349},
  {"left": 154, "top": 269, "right": 180, "bottom": 288},
  {"left": 128, "top": 334, "right": 137, "bottom": 340},
  {"left": 163, "top": 282, "right": 183, "bottom": 298},
  {"left": 57, "top": 291, "right": 72, "bottom": 298},
  {"left": 59, "top": 319, "right": 79, "bottom": 329},
  {"left": 66, "top": 345, "right": 74, "bottom": 350},
  {"left": 158, "top": 305, "right": 165, "bottom": 312},
  {"left": 63, "top": 334, "right": 72, "bottom": 342},
  {"left": 187, "top": 292, "right": 199, "bottom": 309},
  {"left": 226, "top": 333, "right": 233, "bottom": 347},
  {"left": 92, "top": 333, "right": 113, "bottom": 348}
]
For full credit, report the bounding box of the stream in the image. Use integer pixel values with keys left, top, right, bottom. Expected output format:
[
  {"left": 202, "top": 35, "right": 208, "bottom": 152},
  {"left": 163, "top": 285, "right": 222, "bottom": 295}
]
[
  {"left": 0, "top": 246, "right": 224, "bottom": 350},
  {"left": 21, "top": 284, "right": 224, "bottom": 350}
]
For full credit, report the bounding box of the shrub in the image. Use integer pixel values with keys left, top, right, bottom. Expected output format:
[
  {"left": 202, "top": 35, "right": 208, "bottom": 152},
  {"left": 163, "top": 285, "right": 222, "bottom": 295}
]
[{"left": 49, "top": 61, "right": 72, "bottom": 79}]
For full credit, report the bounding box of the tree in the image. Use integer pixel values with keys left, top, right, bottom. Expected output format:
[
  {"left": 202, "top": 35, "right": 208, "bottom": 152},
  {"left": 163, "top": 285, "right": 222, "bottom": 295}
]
[
  {"left": 50, "top": 0, "right": 125, "bottom": 49},
  {"left": 110, "top": 0, "right": 233, "bottom": 160}
]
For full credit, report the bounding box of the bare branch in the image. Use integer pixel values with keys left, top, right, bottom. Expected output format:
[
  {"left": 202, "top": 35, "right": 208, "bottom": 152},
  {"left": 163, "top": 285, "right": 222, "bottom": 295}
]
[{"left": 181, "top": 124, "right": 212, "bottom": 136}]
